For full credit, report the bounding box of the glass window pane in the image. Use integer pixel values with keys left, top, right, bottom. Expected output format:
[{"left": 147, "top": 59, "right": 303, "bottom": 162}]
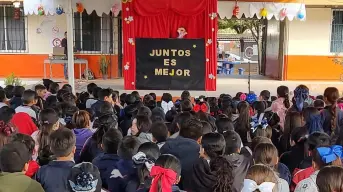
[
  {"left": 82, "top": 10, "right": 101, "bottom": 51},
  {"left": 5, "top": 7, "right": 25, "bottom": 50},
  {"left": 331, "top": 10, "right": 343, "bottom": 53}
]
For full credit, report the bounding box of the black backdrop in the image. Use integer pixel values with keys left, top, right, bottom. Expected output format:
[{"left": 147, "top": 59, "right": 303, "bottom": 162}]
[{"left": 135, "top": 38, "right": 205, "bottom": 90}]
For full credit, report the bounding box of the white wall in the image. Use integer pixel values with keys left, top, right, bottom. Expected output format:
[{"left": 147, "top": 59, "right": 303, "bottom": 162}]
[
  {"left": 27, "top": 14, "right": 67, "bottom": 54},
  {"left": 286, "top": 8, "right": 332, "bottom": 56}
]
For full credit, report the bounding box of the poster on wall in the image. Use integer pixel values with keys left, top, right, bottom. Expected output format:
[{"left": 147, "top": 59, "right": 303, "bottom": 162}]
[{"left": 135, "top": 38, "right": 206, "bottom": 90}]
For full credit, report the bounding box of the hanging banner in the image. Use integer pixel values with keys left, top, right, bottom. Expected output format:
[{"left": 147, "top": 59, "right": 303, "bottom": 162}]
[{"left": 135, "top": 38, "right": 206, "bottom": 90}]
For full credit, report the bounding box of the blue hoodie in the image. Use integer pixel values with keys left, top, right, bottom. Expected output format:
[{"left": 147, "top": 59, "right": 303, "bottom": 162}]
[
  {"left": 107, "top": 159, "right": 136, "bottom": 192},
  {"left": 321, "top": 106, "right": 343, "bottom": 144},
  {"left": 92, "top": 153, "right": 121, "bottom": 189},
  {"left": 73, "top": 128, "right": 93, "bottom": 162},
  {"left": 160, "top": 136, "right": 200, "bottom": 190}
]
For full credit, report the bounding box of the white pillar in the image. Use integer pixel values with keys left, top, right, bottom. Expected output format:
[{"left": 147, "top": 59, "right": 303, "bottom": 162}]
[{"left": 66, "top": 0, "right": 75, "bottom": 93}]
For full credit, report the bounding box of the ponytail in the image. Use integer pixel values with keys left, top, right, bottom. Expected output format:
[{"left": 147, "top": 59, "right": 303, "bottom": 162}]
[
  {"left": 330, "top": 104, "right": 337, "bottom": 133},
  {"left": 277, "top": 86, "right": 290, "bottom": 109},
  {"left": 210, "top": 156, "right": 234, "bottom": 192},
  {"left": 324, "top": 87, "right": 339, "bottom": 134},
  {"left": 284, "top": 94, "right": 290, "bottom": 109}
]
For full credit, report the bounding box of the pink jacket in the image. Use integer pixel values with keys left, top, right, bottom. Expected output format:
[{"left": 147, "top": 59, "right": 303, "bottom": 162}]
[{"left": 271, "top": 97, "right": 288, "bottom": 131}]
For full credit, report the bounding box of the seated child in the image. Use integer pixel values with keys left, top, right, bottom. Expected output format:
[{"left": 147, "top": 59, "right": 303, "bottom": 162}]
[
  {"left": 15, "top": 90, "right": 38, "bottom": 120},
  {"left": 92, "top": 128, "right": 123, "bottom": 189},
  {"left": 107, "top": 136, "right": 140, "bottom": 192},
  {"left": 35, "top": 128, "right": 76, "bottom": 192},
  {"left": 241, "top": 164, "right": 278, "bottom": 192},
  {"left": 10, "top": 133, "right": 39, "bottom": 178},
  {"left": 151, "top": 121, "right": 168, "bottom": 149},
  {"left": 316, "top": 166, "right": 343, "bottom": 192},
  {"left": 0, "top": 142, "right": 44, "bottom": 192}
]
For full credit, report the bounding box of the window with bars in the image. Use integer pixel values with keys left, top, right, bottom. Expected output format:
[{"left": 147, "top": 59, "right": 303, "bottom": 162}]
[
  {"left": 0, "top": 6, "right": 27, "bottom": 52},
  {"left": 74, "top": 10, "right": 114, "bottom": 54},
  {"left": 331, "top": 10, "right": 343, "bottom": 53}
]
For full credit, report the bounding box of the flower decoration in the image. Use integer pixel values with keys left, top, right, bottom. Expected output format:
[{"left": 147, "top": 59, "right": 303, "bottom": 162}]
[
  {"left": 233, "top": 3, "right": 239, "bottom": 17},
  {"left": 297, "top": 8, "right": 305, "bottom": 20},
  {"left": 124, "top": 16, "right": 134, "bottom": 24},
  {"left": 177, "top": 27, "right": 187, "bottom": 39},
  {"left": 209, "top": 13, "right": 217, "bottom": 20},
  {"left": 206, "top": 58, "right": 209, "bottom": 62},
  {"left": 131, "top": 82, "right": 135, "bottom": 85},
  {"left": 128, "top": 38, "right": 134, "bottom": 45},
  {"left": 126, "top": 7, "right": 130, "bottom": 11},
  {"left": 14, "top": 7, "right": 20, "bottom": 20},
  {"left": 260, "top": 8, "right": 268, "bottom": 18},
  {"left": 208, "top": 73, "right": 215, "bottom": 79},
  {"left": 112, "top": 3, "right": 121, "bottom": 16},
  {"left": 124, "top": 62, "right": 130, "bottom": 70},
  {"left": 206, "top": 39, "right": 212, "bottom": 46},
  {"left": 280, "top": 8, "right": 287, "bottom": 19},
  {"left": 250, "top": 116, "right": 269, "bottom": 133},
  {"left": 38, "top": 5, "right": 45, "bottom": 16},
  {"left": 246, "top": 93, "right": 257, "bottom": 104},
  {"left": 76, "top": 3, "right": 84, "bottom": 13},
  {"left": 56, "top": 5, "right": 64, "bottom": 15}
]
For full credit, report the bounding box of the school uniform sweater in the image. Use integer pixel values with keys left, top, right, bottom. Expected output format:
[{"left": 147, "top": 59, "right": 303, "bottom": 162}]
[{"left": 0, "top": 172, "right": 44, "bottom": 192}]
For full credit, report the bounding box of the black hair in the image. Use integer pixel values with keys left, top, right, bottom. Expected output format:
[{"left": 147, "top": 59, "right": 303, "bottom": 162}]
[
  {"left": 37, "top": 108, "right": 59, "bottom": 156},
  {"left": 161, "top": 93, "right": 172, "bottom": 103},
  {"left": 98, "top": 88, "right": 112, "bottom": 101},
  {"left": 45, "top": 95, "right": 58, "bottom": 108},
  {"left": 0, "top": 142, "right": 31, "bottom": 172},
  {"left": 35, "top": 84, "right": 46, "bottom": 92},
  {"left": 165, "top": 109, "right": 177, "bottom": 123},
  {"left": 135, "top": 142, "right": 160, "bottom": 185},
  {"left": 153, "top": 154, "right": 181, "bottom": 192},
  {"left": 10, "top": 133, "right": 35, "bottom": 154},
  {"left": 312, "top": 146, "right": 342, "bottom": 169},
  {"left": 42, "top": 79, "right": 53, "bottom": 90},
  {"left": 223, "top": 130, "right": 242, "bottom": 154},
  {"left": 0, "top": 89, "right": 6, "bottom": 102},
  {"left": 87, "top": 83, "right": 98, "bottom": 95},
  {"left": 271, "top": 96, "right": 277, "bottom": 102},
  {"left": 143, "top": 94, "right": 153, "bottom": 106},
  {"left": 125, "top": 94, "right": 136, "bottom": 105},
  {"left": 252, "top": 101, "right": 267, "bottom": 117},
  {"left": 118, "top": 136, "right": 140, "bottom": 160},
  {"left": 120, "top": 93, "right": 127, "bottom": 106},
  {"left": 13, "top": 86, "right": 25, "bottom": 97},
  {"left": 201, "top": 133, "right": 225, "bottom": 159},
  {"left": 281, "top": 111, "right": 303, "bottom": 151},
  {"left": 61, "top": 92, "right": 76, "bottom": 104},
  {"left": 136, "top": 115, "right": 152, "bottom": 135},
  {"left": 149, "top": 93, "right": 157, "bottom": 101},
  {"left": 0, "top": 106, "right": 15, "bottom": 123},
  {"left": 61, "top": 84, "right": 72, "bottom": 93},
  {"left": 4, "top": 85, "right": 14, "bottom": 99},
  {"left": 181, "top": 90, "right": 190, "bottom": 101},
  {"left": 235, "top": 101, "right": 250, "bottom": 144},
  {"left": 137, "top": 106, "right": 152, "bottom": 118},
  {"left": 131, "top": 91, "right": 141, "bottom": 103},
  {"left": 78, "top": 92, "right": 90, "bottom": 105},
  {"left": 93, "top": 87, "right": 102, "bottom": 99},
  {"left": 314, "top": 99, "right": 325, "bottom": 110},
  {"left": 151, "top": 122, "right": 168, "bottom": 143},
  {"left": 151, "top": 107, "right": 165, "bottom": 122},
  {"left": 92, "top": 113, "right": 118, "bottom": 145},
  {"left": 308, "top": 132, "right": 330, "bottom": 151},
  {"left": 179, "top": 117, "right": 203, "bottom": 141},
  {"left": 316, "top": 95, "right": 324, "bottom": 100},
  {"left": 61, "top": 104, "right": 79, "bottom": 129},
  {"left": 112, "top": 90, "right": 119, "bottom": 103},
  {"left": 210, "top": 156, "right": 234, "bottom": 192},
  {"left": 169, "top": 111, "right": 193, "bottom": 135},
  {"left": 49, "top": 128, "right": 76, "bottom": 157},
  {"left": 201, "top": 121, "right": 213, "bottom": 135},
  {"left": 97, "top": 101, "right": 115, "bottom": 118},
  {"left": 49, "top": 82, "right": 60, "bottom": 94},
  {"left": 215, "top": 116, "right": 234, "bottom": 134},
  {"left": 180, "top": 99, "right": 193, "bottom": 112},
  {"left": 260, "top": 90, "right": 271, "bottom": 101},
  {"left": 220, "top": 96, "right": 235, "bottom": 119},
  {"left": 102, "top": 128, "right": 123, "bottom": 154},
  {"left": 57, "top": 89, "right": 68, "bottom": 102},
  {"left": 290, "top": 126, "right": 309, "bottom": 160},
  {"left": 277, "top": 86, "right": 290, "bottom": 108},
  {"left": 21, "top": 89, "right": 36, "bottom": 105}
]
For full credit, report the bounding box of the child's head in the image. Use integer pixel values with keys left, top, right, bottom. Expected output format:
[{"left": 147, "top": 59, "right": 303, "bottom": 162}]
[
  {"left": 78, "top": 91, "right": 90, "bottom": 105},
  {"left": 102, "top": 128, "right": 123, "bottom": 154},
  {"left": 180, "top": 99, "right": 193, "bottom": 112},
  {"left": 264, "top": 111, "right": 280, "bottom": 129},
  {"left": 92, "top": 114, "right": 118, "bottom": 144},
  {"left": 317, "top": 166, "right": 343, "bottom": 192},
  {"left": 61, "top": 84, "right": 72, "bottom": 93},
  {"left": 98, "top": 88, "right": 113, "bottom": 103},
  {"left": 303, "top": 107, "right": 323, "bottom": 134},
  {"left": 276, "top": 85, "right": 290, "bottom": 108},
  {"left": 243, "top": 164, "right": 278, "bottom": 192},
  {"left": 49, "top": 128, "right": 76, "bottom": 158},
  {"left": 57, "top": 89, "right": 68, "bottom": 102},
  {"left": 35, "top": 84, "right": 47, "bottom": 98},
  {"left": 132, "top": 142, "right": 160, "bottom": 185},
  {"left": 253, "top": 143, "right": 278, "bottom": 167},
  {"left": 13, "top": 86, "right": 25, "bottom": 97},
  {"left": 143, "top": 94, "right": 154, "bottom": 106},
  {"left": 0, "top": 89, "right": 6, "bottom": 103},
  {"left": 49, "top": 82, "right": 60, "bottom": 94},
  {"left": 22, "top": 89, "right": 36, "bottom": 105},
  {"left": 165, "top": 109, "right": 177, "bottom": 123},
  {"left": 292, "top": 84, "right": 310, "bottom": 112},
  {"left": 61, "top": 92, "right": 76, "bottom": 104},
  {"left": 223, "top": 130, "right": 242, "bottom": 155},
  {"left": 4, "top": 85, "right": 14, "bottom": 99},
  {"left": 251, "top": 136, "right": 272, "bottom": 152},
  {"left": 179, "top": 117, "right": 203, "bottom": 142},
  {"left": 236, "top": 101, "right": 250, "bottom": 133},
  {"left": 118, "top": 136, "right": 140, "bottom": 160},
  {"left": 215, "top": 116, "right": 234, "bottom": 134},
  {"left": 151, "top": 154, "right": 181, "bottom": 191},
  {"left": 308, "top": 132, "right": 330, "bottom": 152},
  {"left": 312, "top": 145, "right": 343, "bottom": 171},
  {"left": 149, "top": 92, "right": 157, "bottom": 101},
  {"left": 93, "top": 87, "right": 102, "bottom": 99},
  {"left": 210, "top": 156, "right": 234, "bottom": 192},
  {"left": 131, "top": 91, "right": 141, "bottom": 102},
  {"left": 314, "top": 99, "right": 325, "bottom": 111},
  {"left": 10, "top": 133, "right": 35, "bottom": 155},
  {"left": 201, "top": 121, "right": 213, "bottom": 135},
  {"left": 87, "top": 83, "right": 98, "bottom": 95},
  {"left": 282, "top": 111, "right": 303, "bottom": 149},
  {"left": 181, "top": 90, "right": 190, "bottom": 101},
  {"left": 259, "top": 90, "right": 270, "bottom": 101},
  {"left": 72, "top": 110, "right": 90, "bottom": 129},
  {"left": 151, "top": 122, "right": 168, "bottom": 143},
  {"left": 131, "top": 115, "right": 152, "bottom": 136},
  {"left": 169, "top": 111, "right": 192, "bottom": 135},
  {"left": 162, "top": 93, "right": 173, "bottom": 103},
  {"left": 250, "top": 113, "right": 272, "bottom": 139},
  {"left": 201, "top": 132, "right": 225, "bottom": 159},
  {"left": 137, "top": 106, "right": 152, "bottom": 118},
  {"left": 252, "top": 101, "right": 267, "bottom": 116},
  {"left": 0, "top": 142, "right": 31, "bottom": 172},
  {"left": 68, "top": 162, "right": 102, "bottom": 192}
]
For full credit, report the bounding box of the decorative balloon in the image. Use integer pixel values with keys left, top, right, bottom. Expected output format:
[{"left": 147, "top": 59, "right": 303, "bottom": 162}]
[
  {"left": 14, "top": 8, "right": 20, "bottom": 20},
  {"left": 297, "top": 9, "right": 305, "bottom": 20},
  {"left": 56, "top": 5, "right": 64, "bottom": 15},
  {"left": 232, "top": 1, "right": 239, "bottom": 17},
  {"left": 280, "top": 8, "right": 287, "bottom": 19},
  {"left": 260, "top": 8, "right": 268, "bottom": 18},
  {"left": 76, "top": 3, "right": 84, "bottom": 13},
  {"left": 112, "top": 3, "right": 120, "bottom": 16},
  {"left": 38, "top": 5, "right": 44, "bottom": 16}
]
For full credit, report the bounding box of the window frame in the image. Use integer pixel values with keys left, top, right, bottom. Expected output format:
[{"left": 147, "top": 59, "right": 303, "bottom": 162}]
[
  {"left": 73, "top": 11, "right": 114, "bottom": 54},
  {"left": 330, "top": 9, "right": 343, "bottom": 53},
  {"left": 0, "top": 5, "right": 28, "bottom": 53}
]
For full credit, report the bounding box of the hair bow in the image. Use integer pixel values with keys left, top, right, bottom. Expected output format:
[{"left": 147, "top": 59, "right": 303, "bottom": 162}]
[
  {"left": 240, "top": 94, "right": 247, "bottom": 101},
  {"left": 241, "top": 179, "right": 275, "bottom": 192},
  {"left": 250, "top": 113, "right": 268, "bottom": 133},
  {"left": 149, "top": 166, "right": 177, "bottom": 192},
  {"left": 69, "top": 172, "right": 98, "bottom": 192},
  {"left": 193, "top": 103, "right": 208, "bottom": 113},
  {"left": 246, "top": 93, "right": 257, "bottom": 104},
  {"left": 317, "top": 145, "right": 343, "bottom": 164},
  {"left": 0, "top": 120, "right": 12, "bottom": 136},
  {"left": 161, "top": 101, "right": 174, "bottom": 114},
  {"left": 294, "top": 87, "right": 309, "bottom": 112},
  {"left": 307, "top": 114, "right": 323, "bottom": 134},
  {"left": 132, "top": 152, "right": 155, "bottom": 172}
]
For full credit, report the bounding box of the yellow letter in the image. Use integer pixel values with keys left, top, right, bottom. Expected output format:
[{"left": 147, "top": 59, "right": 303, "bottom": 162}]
[
  {"left": 185, "top": 50, "right": 191, "bottom": 56},
  {"left": 164, "top": 59, "right": 170, "bottom": 66},
  {"left": 155, "top": 68, "right": 162, "bottom": 75},
  {"left": 163, "top": 49, "right": 169, "bottom": 56},
  {"left": 169, "top": 69, "right": 174, "bottom": 76},
  {"left": 184, "top": 69, "right": 190, "bottom": 76},
  {"left": 171, "top": 59, "right": 176, "bottom": 66},
  {"left": 163, "top": 69, "right": 168, "bottom": 75},
  {"left": 170, "top": 49, "right": 177, "bottom": 56},
  {"left": 149, "top": 50, "right": 155, "bottom": 56},
  {"left": 178, "top": 50, "right": 185, "bottom": 56},
  {"left": 155, "top": 49, "right": 162, "bottom": 56},
  {"left": 176, "top": 69, "right": 183, "bottom": 76}
]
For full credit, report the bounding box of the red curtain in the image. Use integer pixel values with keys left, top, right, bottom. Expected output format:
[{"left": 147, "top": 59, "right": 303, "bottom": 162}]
[{"left": 123, "top": 0, "right": 217, "bottom": 91}]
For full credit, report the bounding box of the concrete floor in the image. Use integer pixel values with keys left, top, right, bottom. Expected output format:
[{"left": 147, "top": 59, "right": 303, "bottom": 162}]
[{"left": 5, "top": 75, "right": 343, "bottom": 98}]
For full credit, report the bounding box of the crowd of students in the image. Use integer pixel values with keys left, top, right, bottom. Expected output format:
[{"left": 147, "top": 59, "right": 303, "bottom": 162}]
[{"left": 0, "top": 80, "right": 343, "bottom": 192}]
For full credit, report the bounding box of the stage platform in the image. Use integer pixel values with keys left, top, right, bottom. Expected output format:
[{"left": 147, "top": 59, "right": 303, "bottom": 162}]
[{"left": 4, "top": 76, "right": 343, "bottom": 98}]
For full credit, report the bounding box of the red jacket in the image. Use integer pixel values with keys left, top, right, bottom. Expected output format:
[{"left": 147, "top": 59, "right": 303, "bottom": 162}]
[
  {"left": 25, "top": 160, "right": 40, "bottom": 178},
  {"left": 291, "top": 167, "right": 315, "bottom": 191},
  {"left": 11, "top": 112, "right": 38, "bottom": 135}
]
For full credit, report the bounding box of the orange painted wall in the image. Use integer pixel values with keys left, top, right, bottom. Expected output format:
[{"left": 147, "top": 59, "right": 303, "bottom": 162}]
[
  {"left": 0, "top": 54, "right": 119, "bottom": 79},
  {"left": 284, "top": 55, "right": 342, "bottom": 81}
]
